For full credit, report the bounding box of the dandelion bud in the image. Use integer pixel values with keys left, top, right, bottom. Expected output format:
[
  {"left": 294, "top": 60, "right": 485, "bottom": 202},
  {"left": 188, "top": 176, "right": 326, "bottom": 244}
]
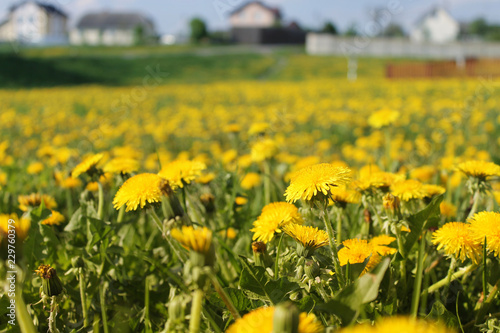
[
  {"left": 168, "top": 295, "right": 185, "bottom": 323},
  {"left": 304, "top": 259, "right": 320, "bottom": 280},
  {"left": 252, "top": 241, "right": 271, "bottom": 267},
  {"left": 35, "top": 264, "right": 64, "bottom": 297},
  {"left": 272, "top": 302, "right": 299, "bottom": 333},
  {"left": 200, "top": 193, "right": 215, "bottom": 214},
  {"left": 364, "top": 208, "right": 372, "bottom": 224},
  {"left": 383, "top": 193, "right": 400, "bottom": 211}
]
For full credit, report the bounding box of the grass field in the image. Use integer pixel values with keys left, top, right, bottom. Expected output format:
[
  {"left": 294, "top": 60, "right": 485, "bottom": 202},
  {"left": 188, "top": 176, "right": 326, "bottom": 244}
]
[{"left": 1, "top": 45, "right": 500, "bottom": 333}]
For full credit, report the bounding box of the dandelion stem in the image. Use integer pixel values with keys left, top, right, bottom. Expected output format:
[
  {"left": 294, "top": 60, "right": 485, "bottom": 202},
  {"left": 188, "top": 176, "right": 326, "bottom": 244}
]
[
  {"left": 482, "top": 237, "right": 488, "bottom": 298},
  {"left": 410, "top": 232, "right": 426, "bottom": 318},
  {"left": 15, "top": 286, "right": 37, "bottom": 333},
  {"left": 117, "top": 205, "right": 125, "bottom": 223},
  {"left": 149, "top": 209, "right": 186, "bottom": 263},
  {"left": 99, "top": 282, "right": 109, "bottom": 333},
  {"left": 144, "top": 276, "right": 152, "bottom": 333},
  {"left": 48, "top": 296, "right": 60, "bottom": 333},
  {"left": 210, "top": 272, "right": 241, "bottom": 320},
  {"left": 322, "top": 205, "right": 345, "bottom": 287},
  {"left": 335, "top": 207, "right": 343, "bottom": 243},
  {"left": 189, "top": 289, "right": 204, "bottom": 333},
  {"left": 467, "top": 190, "right": 481, "bottom": 220},
  {"left": 443, "top": 257, "right": 457, "bottom": 300},
  {"left": 275, "top": 233, "right": 284, "bottom": 280},
  {"left": 66, "top": 188, "right": 73, "bottom": 217},
  {"left": 97, "top": 181, "right": 104, "bottom": 220},
  {"left": 79, "top": 268, "right": 90, "bottom": 328},
  {"left": 424, "top": 264, "right": 475, "bottom": 295},
  {"left": 263, "top": 160, "right": 271, "bottom": 205},
  {"left": 475, "top": 278, "right": 500, "bottom": 324}
]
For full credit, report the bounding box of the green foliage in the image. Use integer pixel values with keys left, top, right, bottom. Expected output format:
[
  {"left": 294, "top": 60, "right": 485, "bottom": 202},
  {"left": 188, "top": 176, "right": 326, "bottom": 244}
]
[{"left": 189, "top": 17, "right": 208, "bottom": 43}]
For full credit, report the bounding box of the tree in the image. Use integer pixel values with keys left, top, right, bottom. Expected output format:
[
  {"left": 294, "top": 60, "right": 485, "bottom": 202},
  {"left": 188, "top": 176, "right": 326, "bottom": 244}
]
[
  {"left": 321, "top": 21, "right": 338, "bottom": 35},
  {"left": 189, "top": 17, "right": 208, "bottom": 43},
  {"left": 469, "top": 18, "right": 489, "bottom": 36},
  {"left": 380, "top": 23, "right": 405, "bottom": 38},
  {"left": 344, "top": 24, "right": 358, "bottom": 37}
]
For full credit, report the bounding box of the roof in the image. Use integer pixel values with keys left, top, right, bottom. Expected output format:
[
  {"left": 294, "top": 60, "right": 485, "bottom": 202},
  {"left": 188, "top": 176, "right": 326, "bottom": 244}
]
[
  {"left": 10, "top": 1, "right": 67, "bottom": 18},
  {"left": 414, "top": 7, "right": 455, "bottom": 27},
  {"left": 76, "top": 12, "right": 154, "bottom": 30},
  {"left": 230, "top": 1, "right": 281, "bottom": 18}
]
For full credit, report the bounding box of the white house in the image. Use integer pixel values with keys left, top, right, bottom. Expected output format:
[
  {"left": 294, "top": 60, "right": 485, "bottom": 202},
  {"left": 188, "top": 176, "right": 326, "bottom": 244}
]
[
  {"left": 70, "top": 12, "right": 156, "bottom": 46},
  {"left": 410, "top": 7, "right": 459, "bottom": 43},
  {"left": 229, "top": 1, "right": 281, "bottom": 28},
  {"left": 0, "top": 1, "right": 68, "bottom": 45}
]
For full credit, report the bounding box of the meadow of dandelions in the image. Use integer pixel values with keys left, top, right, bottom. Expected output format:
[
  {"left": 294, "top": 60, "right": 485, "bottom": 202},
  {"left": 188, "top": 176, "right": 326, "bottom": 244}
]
[{"left": 0, "top": 79, "right": 500, "bottom": 332}]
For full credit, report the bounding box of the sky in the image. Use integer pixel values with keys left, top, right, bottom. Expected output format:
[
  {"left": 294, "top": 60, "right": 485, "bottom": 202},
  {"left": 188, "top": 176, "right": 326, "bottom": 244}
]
[{"left": 1, "top": 0, "right": 500, "bottom": 35}]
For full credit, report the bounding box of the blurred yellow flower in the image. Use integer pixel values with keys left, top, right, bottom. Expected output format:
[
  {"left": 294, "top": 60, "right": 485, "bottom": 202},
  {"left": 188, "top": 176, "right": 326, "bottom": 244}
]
[
  {"left": 251, "top": 202, "right": 303, "bottom": 244},
  {"left": 469, "top": 211, "right": 500, "bottom": 257},
  {"left": 368, "top": 108, "right": 400, "bottom": 128},
  {"left": 113, "top": 173, "right": 169, "bottom": 211},
  {"left": 457, "top": 160, "right": 500, "bottom": 179},
  {"left": 171, "top": 226, "right": 212, "bottom": 254},
  {"left": 285, "top": 163, "right": 351, "bottom": 203},
  {"left": 27, "top": 161, "right": 44, "bottom": 175},
  {"left": 41, "top": 211, "right": 65, "bottom": 226},
  {"left": 251, "top": 138, "right": 278, "bottom": 162},
  {"left": 72, "top": 153, "right": 104, "bottom": 178},
  {"left": 103, "top": 157, "right": 139, "bottom": 174},
  {"left": 0, "top": 213, "right": 30, "bottom": 241},
  {"left": 391, "top": 180, "right": 426, "bottom": 201},
  {"left": 241, "top": 172, "right": 262, "bottom": 190},
  {"left": 18, "top": 193, "right": 57, "bottom": 211},
  {"left": 432, "top": 222, "right": 481, "bottom": 264},
  {"left": 339, "top": 316, "right": 455, "bottom": 333},
  {"left": 158, "top": 159, "right": 206, "bottom": 188}
]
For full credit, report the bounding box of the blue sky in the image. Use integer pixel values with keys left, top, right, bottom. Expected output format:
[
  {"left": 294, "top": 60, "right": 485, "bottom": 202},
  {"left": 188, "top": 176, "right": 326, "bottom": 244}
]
[{"left": 1, "top": 0, "right": 500, "bottom": 35}]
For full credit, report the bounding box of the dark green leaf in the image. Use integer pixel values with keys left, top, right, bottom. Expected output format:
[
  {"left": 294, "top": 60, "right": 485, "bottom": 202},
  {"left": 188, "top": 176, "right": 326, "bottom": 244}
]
[
  {"left": 402, "top": 194, "right": 444, "bottom": 258},
  {"left": 426, "top": 300, "right": 459, "bottom": 328}
]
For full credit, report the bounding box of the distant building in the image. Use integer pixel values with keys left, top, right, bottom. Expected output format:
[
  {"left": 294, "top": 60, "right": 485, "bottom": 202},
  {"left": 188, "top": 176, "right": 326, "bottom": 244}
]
[
  {"left": 229, "top": 1, "right": 281, "bottom": 28},
  {"left": 410, "top": 7, "right": 459, "bottom": 43},
  {"left": 70, "top": 12, "right": 156, "bottom": 46},
  {"left": 0, "top": 1, "right": 68, "bottom": 45},
  {"left": 229, "top": 1, "right": 305, "bottom": 45}
]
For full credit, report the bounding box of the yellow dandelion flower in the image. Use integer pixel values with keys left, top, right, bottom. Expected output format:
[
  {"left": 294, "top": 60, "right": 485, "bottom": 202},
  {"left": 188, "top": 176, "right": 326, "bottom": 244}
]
[
  {"left": 370, "top": 235, "right": 397, "bottom": 256},
  {"left": 285, "top": 163, "right": 351, "bottom": 203},
  {"left": 410, "top": 165, "right": 437, "bottom": 183},
  {"left": 0, "top": 213, "right": 30, "bottom": 241},
  {"left": 283, "top": 224, "right": 329, "bottom": 254},
  {"left": 158, "top": 159, "right": 206, "bottom": 188},
  {"left": 352, "top": 169, "right": 402, "bottom": 192},
  {"left": 422, "top": 184, "right": 446, "bottom": 198},
  {"left": 113, "top": 173, "right": 169, "bottom": 211},
  {"left": 171, "top": 226, "right": 212, "bottom": 254},
  {"left": 251, "top": 202, "right": 303, "bottom": 244},
  {"left": 235, "top": 196, "right": 248, "bottom": 206},
  {"left": 457, "top": 160, "right": 500, "bottom": 179},
  {"left": 241, "top": 172, "right": 262, "bottom": 190},
  {"left": 41, "top": 211, "right": 65, "bottom": 226},
  {"left": 103, "top": 157, "right": 139, "bottom": 174},
  {"left": 440, "top": 201, "right": 457, "bottom": 218},
  {"left": 226, "top": 306, "right": 323, "bottom": 333},
  {"left": 432, "top": 222, "right": 482, "bottom": 264},
  {"left": 391, "top": 179, "right": 427, "bottom": 201},
  {"left": 18, "top": 193, "right": 57, "bottom": 211},
  {"left": 251, "top": 138, "right": 278, "bottom": 162},
  {"left": 339, "top": 316, "right": 455, "bottom": 333},
  {"left": 338, "top": 238, "right": 374, "bottom": 266},
  {"left": 196, "top": 172, "right": 216, "bottom": 184},
  {"left": 469, "top": 211, "right": 500, "bottom": 257},
  {"left": 27, "top": 161, "right": 44, "bottom": 175},
  {"left": 72, "top": 153, "right": 104, "bottom": 178},
  {"left": 329, "top": 186, "right": 361, "bottom": 205},
  {"left": 368, "top": 108, "right": 400, "bottom": 129},
  {"left": 223, "top": 123, "right": 241, "bottom": 133},
  {"left": 248, "top": 122, "right": 269, "bottom": 135},
  {"left": 86, "top": 182, "right": 99, "bottom": 192},
  {"left": 220, "top": 227, "right": 237, "bottom": 239}
]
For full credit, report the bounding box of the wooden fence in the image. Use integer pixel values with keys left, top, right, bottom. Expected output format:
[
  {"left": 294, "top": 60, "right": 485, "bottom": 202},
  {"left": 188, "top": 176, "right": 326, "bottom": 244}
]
[{"left": 386, "top": 58, "right": 500, "bottom": 78}]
